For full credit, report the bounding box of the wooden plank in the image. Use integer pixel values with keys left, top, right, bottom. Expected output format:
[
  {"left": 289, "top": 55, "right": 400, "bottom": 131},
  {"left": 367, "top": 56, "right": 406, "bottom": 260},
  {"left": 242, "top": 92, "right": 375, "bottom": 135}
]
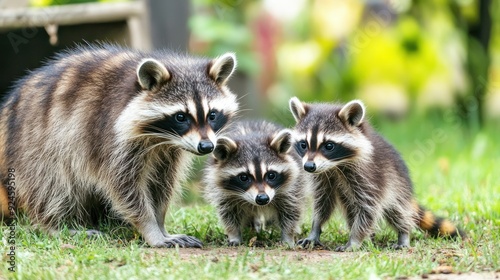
[{"left": 0, "top": 2, "right": 145, "bottom": 29}]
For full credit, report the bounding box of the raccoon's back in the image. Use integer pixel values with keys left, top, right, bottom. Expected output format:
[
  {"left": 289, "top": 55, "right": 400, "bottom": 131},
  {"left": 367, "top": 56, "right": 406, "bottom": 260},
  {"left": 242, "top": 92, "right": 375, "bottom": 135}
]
[
  {"left": 1, "top": 45, "right": 142, "bottom": 126},
  {"left": 362, "top": 124, "right": 413, "bottom": 191},
  {"left": 0, "top": 46, "right": 148, "bottom": 177}
]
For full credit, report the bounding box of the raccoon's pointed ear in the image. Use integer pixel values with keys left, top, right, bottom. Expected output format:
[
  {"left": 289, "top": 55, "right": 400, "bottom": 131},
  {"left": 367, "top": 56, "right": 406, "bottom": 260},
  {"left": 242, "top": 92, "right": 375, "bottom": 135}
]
[
  {"left": 289, "top": 97, "right": 308, "bottom": 122},
  {"left": 213, "top": 137, "right": 238, "bottom": 161},
  {"left": 338, "top": 100, "right": 366, "bottom": 127},
  {"left": 137, "top": 59, "right": 171, "bottom": 90},
  {"left": 209, "top": 53, "right": 237, "bottom": 85},
  {"left": 270, "top": 129, "right": 293, "bottom": 154}
]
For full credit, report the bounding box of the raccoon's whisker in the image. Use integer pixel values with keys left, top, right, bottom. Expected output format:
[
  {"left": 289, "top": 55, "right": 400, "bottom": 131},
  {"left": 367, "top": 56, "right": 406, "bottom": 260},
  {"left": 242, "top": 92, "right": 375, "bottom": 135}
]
[
  {"left": 140, "top": 125, "right": 182, "bottom": 139},
  {"left": 214, "top": 126, "right": 231, "bottom": 137},
  {"left": 137, "top": 140, "right": 174, "bottom": 157},
  {"left": 235, "top": 92, "right": 250, "bottom": 102},
  {"left": 234, "top": 108, "right": 253, "bottom": 114},
  {"left": 215, "top": 116, "right": 244, "bottom": 136},
  {"left": 230, "top": 112, "right": 250, "bottom": 122},
  {"left": 128, "top": 126, "right": 180, "bottom": 141},
  {"left": 220, "top": 111, "right": 247, "bottom": 131},
  {"left": 214, "top": 130, "right": 223, "bottom": 137},
  {"left": 130, "top": 132, "right": 175, "bottom": 141}
]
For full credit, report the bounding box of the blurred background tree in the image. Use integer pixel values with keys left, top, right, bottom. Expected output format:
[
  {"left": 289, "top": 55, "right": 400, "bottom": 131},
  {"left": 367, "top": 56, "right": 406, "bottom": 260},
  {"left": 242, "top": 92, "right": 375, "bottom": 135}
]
[{"left": 189, "top": 0, "right": 500, "bottom": 127}]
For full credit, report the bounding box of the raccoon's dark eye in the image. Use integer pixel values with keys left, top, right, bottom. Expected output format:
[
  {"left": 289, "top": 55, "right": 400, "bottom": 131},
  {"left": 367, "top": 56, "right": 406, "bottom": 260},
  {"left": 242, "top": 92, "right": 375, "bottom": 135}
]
[
  {"left": 239, "top": 174, "right": 249, "bottom": 182},
  {"left": 265, "top": 171, "right": 285, "bottom": 189},
  {"left": 208, "top": 111, "right": 217, "bottom": 121},
  {"left": 175, "top": 113, "right": 187, "bottom": 122},
  {"left": 325, "top": 142, "right": 335, "bottom": 150},
  {"left": 207, "top": 109, "right": 228, "bottom": 133},
  {"left": 299, "top": 140, "right": 307, "bottom": 150},
  {"left": 266, "top": 172, "right": 277, "bottom": 181}
]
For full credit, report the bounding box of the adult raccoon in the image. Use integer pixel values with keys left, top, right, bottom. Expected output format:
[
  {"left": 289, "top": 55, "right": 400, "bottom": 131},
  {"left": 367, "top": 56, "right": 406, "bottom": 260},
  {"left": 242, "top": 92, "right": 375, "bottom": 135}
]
[
  {"left": 0, "top": 45, "right": 239, "bottom": 248},
  {"left": 289, "top": 97, "right": 465, "bottom": 251}
]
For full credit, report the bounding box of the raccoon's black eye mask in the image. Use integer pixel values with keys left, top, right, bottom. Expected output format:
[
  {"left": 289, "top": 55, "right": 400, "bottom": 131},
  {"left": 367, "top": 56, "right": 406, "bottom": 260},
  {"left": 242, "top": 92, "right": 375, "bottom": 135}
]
[
  {"left": 222, "top": 173, "right": 253, "bottom": 192},
  {"left": 320, "top": 142, "right": 356, "bottom": 162},
  {"left": 207, "top": 109, "right": 228, "bottom": 132},
  {"left": 265, "top": 171, "right": 285, "bottom": 189},
  {"left": 144, "top": 112, "right": 191, "bottom": 135},
  {"left": 295, "top": 140, "right": 308, "bottom": 157},
  {"left": 221, "top": 170, "right": 287, "bottom": 192}
]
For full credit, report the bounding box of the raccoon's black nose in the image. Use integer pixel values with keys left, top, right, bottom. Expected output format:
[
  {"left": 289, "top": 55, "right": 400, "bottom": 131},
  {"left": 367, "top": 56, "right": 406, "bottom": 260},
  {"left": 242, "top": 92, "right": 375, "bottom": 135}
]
[
  {"left": 255, "top": 194, "right": 270, "bottom": 205},
  {"left": 198, "top": 140, "right": 214, "bottom": 154},
  {"left": 304, "top": 162, "right": 316, "bottom": 172}
]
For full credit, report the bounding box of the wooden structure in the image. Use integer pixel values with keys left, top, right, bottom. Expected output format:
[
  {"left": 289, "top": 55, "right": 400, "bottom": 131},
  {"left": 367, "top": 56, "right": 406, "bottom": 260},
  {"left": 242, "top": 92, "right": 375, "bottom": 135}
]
[
  {"left": 0, "top": 0, "right": 151, "bottom": 96},
  {"left": 0, "top": 1, "right": 151, "bottom": 50}
]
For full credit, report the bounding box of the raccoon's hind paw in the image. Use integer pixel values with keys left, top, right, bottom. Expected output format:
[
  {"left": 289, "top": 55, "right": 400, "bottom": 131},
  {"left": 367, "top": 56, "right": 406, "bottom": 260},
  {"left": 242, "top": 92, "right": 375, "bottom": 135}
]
[
  {"left": 296, "top": 237, "right": 324, "bottom": 249},
  {"left": 227, "top": 240, "right": 241, "bottom": 247},
  {"left": 161, "top": 234, "right": 203, "bottom": 248},
  {"left": 277, "top": 241, "right": 296, "bottom": 249}
]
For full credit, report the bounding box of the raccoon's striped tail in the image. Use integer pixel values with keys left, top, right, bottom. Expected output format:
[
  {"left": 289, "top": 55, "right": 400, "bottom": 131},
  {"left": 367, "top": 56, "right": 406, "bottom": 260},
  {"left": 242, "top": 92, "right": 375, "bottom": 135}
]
[{"left": 413, "top": 200, "right": 466, "bottom": 239}]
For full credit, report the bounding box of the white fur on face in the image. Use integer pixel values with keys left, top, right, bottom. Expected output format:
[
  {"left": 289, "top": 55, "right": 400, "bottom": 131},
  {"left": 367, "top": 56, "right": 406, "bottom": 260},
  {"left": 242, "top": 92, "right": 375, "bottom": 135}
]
[{"left": 242, "top": 185, "right": 276, "bottom": 206}]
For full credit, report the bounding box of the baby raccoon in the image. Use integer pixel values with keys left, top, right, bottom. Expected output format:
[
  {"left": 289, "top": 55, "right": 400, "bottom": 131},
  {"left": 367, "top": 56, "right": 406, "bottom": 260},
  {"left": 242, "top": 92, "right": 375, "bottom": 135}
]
[
  {"left": 0, "top": 44, "right": 239, "bottom": 248},
  {"left": 289, "top": 97, "right": 465, "bottom": 251},
  {"left": 204, "top": 120, "right": 306, "bottom": 247}
]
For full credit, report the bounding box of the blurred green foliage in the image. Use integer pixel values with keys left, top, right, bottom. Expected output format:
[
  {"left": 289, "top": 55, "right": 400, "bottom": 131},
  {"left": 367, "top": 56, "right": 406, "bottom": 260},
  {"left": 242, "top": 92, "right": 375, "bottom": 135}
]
[
  {"left": 189, "top": 0, "right": 500, "bottom": 121},
  {"left": 27, "top": 0, "right": 500, "bottom": 122},
  {"left": 189, "top": 0, "right": 260, "bottom": 75}
]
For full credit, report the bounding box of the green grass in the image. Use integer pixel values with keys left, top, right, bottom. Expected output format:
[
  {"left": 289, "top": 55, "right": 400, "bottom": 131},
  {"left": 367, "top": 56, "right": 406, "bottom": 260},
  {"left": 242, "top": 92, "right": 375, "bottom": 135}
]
[{"left": 2, "top": 115, "right": 499, "bottom": 279}]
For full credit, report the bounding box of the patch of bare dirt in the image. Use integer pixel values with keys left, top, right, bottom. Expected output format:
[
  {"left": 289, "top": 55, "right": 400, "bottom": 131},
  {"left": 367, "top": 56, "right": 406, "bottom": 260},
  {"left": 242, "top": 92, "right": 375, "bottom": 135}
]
[
  {"left": 408, "top": 271, "right": 500, "bottom": 280},
  {"left": 147, "top": 247, "right": 377, "bottom": 263}
]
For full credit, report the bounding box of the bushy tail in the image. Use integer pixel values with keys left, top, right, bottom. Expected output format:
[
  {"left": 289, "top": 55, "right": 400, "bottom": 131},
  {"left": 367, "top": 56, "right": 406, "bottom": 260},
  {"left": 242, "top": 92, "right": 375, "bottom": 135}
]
[{"left": 413, "top": 200, "right": 466, "bottom": 239}]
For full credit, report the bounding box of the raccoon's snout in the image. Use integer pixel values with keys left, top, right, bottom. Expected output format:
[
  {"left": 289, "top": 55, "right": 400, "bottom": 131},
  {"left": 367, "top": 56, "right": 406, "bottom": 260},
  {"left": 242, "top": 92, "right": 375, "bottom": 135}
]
[
  {"left": 255, "top": 193, "right": 270, "bottom": 205},
  {"left": 198, "top": 140, "right": 214, "bottom": 154},
  {"left": 304, "top": 161, "right": 316, "bottom": 172}
]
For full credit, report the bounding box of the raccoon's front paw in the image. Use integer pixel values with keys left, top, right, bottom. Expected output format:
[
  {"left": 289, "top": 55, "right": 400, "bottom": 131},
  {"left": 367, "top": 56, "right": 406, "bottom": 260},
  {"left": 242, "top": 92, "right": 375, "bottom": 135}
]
[
  {"left": 335, "top": 242, "right": 361, "bottom": 252},
  {"left": 335, "top": 238, "right": 362, "bottom": 252},
  {"left": 296, "top": 237, "right": 323, "bottom": 249},
  {"left": 334, "top": 245, "right": 351, "bottom": 252},
  {"left": 159, "top": 234, "right": 203, "bottom": 248},
  {"left": 391, "top": 243, "right": 409, "bottom": 250}
]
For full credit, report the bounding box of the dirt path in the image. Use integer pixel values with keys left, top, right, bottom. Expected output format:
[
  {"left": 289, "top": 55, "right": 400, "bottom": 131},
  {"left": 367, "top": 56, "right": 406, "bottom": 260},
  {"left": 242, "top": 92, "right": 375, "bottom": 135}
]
[
  {"left": 147, "top": 248, "right": 499, "bottom": 279},
  {"left": 149, "top": 247, "right": 357, "bottom": 263},
  {"left": 408, "top": 271, "right": 499, "bottom": 280}
]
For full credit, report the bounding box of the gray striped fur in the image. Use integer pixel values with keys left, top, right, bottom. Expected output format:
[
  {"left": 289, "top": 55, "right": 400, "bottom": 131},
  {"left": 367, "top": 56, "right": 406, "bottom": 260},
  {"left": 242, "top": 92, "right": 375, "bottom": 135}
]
[{"left": 0, "top": 45, "right": 239, "bottom": 248}]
